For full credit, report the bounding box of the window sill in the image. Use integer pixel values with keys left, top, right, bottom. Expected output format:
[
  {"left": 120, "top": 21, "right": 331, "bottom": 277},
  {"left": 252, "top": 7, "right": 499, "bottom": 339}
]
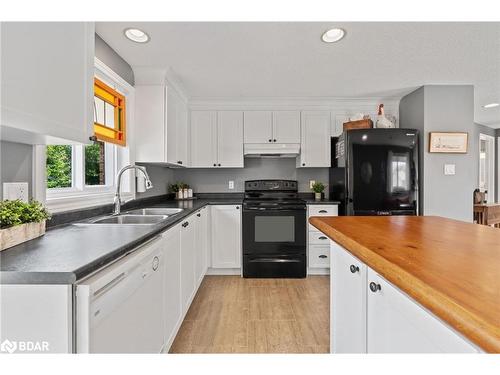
[{"left": 46, "top": 192, "right": 134, "bottom": 213}]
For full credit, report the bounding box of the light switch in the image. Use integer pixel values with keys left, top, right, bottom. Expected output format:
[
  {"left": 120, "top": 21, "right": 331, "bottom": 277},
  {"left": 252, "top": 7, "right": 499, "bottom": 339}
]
[
  {"left": 444, "top": 164, "right": 456, "bottom": 175},
  {"left": 3, "top": 182, "right": 29, "bottom": 202},
  {"left": 228, "top": 180, "right": 234, "bottom": 190}
]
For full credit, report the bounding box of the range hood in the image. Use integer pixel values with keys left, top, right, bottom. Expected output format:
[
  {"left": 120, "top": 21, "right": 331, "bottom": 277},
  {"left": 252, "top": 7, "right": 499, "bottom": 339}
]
[{"left": 244, "top": 143, "right": 300, "bottom": 158}]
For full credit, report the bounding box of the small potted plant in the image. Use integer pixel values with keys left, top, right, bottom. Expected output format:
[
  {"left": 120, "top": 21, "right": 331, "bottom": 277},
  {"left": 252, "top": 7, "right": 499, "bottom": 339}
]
[
  {"left": 168, "top": 183, "right": 180, "bottom": 199},
  {"left": 0, "top": 199, "right": 51, "bottom": 251},
  {"left": 311, "top": 182, "right": 325, "bottom": 201}
]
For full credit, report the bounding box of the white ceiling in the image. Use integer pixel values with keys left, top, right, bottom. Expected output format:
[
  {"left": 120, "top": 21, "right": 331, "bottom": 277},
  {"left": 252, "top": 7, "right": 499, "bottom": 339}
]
[{"left": 96, "top": 22, "right": 500, "bottom": 127}]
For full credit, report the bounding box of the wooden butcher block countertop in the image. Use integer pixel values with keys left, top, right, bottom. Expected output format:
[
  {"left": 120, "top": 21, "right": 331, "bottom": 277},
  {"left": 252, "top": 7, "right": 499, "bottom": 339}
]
[{"left": 309, "top": 215, "right": 500, "bottom": 353}]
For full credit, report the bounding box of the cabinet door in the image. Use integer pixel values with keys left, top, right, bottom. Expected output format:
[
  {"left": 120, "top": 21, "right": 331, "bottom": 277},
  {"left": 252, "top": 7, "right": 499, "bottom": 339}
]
[
  {"left": 211, "top": 205, "right": 242, "bottom": 268},
  {"left": 273, "top": 111, "right": 300, "bottom": 143},
  {"left": 180, "top": 217, "right": 197, "bottom": 314},
  {"left": 194, "top": 207, "right": 209, "bottom": 287},
  {"left": 135, "top": 85, "right": 166, "bottom": 162},
  {"left": 299, "top": 111, "right": 331, "bottom": 167},
  {"left": 243, "top": 111, "right": 272, "bottom": 143},
  {"left": 331, "top": 242, "right": 367, "bottom": 353},
  {"left": 162, "top": 225, "right": 182, "bottom": 350},
  {"left": 366, "top": 269, "right": 478, "bottom": 353},
  {"left": 217, "top": 111, "right": 244, "bottom": 168},
  {"left": 166, "top": 87, "right": 188, "bottom": 166},
  {"left": 1, "top": 22, "right": 94, "bottom": 144},
  {"left": 190, "top": 111, "right": 217, "bottom": 167}
]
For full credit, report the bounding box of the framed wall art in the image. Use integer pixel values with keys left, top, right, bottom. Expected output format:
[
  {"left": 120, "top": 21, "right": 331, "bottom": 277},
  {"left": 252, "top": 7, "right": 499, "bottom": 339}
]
[{"left": 428, "top": 132, "right": 468, "bottom": 153}]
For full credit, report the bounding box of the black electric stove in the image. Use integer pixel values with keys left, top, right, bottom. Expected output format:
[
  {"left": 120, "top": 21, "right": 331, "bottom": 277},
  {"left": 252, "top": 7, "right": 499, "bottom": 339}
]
[{"left": 242, "top": 180, "right": 307, "bottom": 278}]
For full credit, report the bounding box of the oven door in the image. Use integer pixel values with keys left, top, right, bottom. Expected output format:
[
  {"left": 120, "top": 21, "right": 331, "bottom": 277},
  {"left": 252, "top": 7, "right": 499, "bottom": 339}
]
[{"left": 242, "top": 206, "right": 306, "bottom": 255}]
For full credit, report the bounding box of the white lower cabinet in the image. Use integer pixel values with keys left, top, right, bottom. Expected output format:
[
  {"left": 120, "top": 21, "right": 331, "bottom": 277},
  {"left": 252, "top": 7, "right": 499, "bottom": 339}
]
[
  {"left": 194, "top": 206, "right": 210, "bottom": 286},
  {"left": 307, "top": 204, "right": 337, "bottom": 273},
  {"left": 211, "top": 205, "right": 242, "bottom": 269},
  {"left": 180, "top": 215, "right": 197, "bottom": 314},
  {"left": 330, "top": 241, "right": 480, "bottom": 353},
  {"left": 331, "top": 242, "right": 367, "bottom": 353},
  {"left": 366, "top": 269, "right": 478, "bottom": 353},
  {"left": 162, "top": 224, "right": 182, "bottom": 351}
]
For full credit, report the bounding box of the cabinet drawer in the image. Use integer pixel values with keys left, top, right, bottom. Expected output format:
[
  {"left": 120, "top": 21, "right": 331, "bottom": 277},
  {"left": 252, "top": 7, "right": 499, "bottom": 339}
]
[
  {"left": 309, "top": 245, "right": 330, "bottom": 268},
  {"left": 309, "top": 231, "right": 330, "bottom": 245},
  {"left": 308, "top": 205, "right": 338, "bottom": 217}
]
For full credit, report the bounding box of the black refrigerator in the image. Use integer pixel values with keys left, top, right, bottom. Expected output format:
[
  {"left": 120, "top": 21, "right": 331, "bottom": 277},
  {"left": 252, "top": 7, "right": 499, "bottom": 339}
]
[{"left": 329, "top": 128, "right": 420, "bottom": 216}]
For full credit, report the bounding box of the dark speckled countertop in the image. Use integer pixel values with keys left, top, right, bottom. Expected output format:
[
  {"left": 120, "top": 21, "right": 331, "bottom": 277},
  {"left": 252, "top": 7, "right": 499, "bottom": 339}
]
[{"left": 0, "top": 198, "right": 241, "bottom": 285}]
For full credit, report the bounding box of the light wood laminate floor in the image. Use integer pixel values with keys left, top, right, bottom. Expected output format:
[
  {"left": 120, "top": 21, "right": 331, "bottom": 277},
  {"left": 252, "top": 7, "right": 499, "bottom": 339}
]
[{"left": 169, "top": 275, "right": 330, "bottom": 353}]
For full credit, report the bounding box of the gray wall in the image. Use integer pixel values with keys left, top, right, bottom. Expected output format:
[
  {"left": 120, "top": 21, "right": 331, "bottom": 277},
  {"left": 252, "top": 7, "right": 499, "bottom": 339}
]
[
  {"left": 95, "top": 34, "right": 135, "bottom": 86},
  {"left": 135, "top": 164, "right": 174, "bottom": 198},
  {"left": 173, "top": 158, "right": 329, "bottom": 195},
  {"left": 400, "top": 85, "right": 476, "bottom": 222},
  {"left": 0, "top": 141, "right": 33, "bottom": 198}
]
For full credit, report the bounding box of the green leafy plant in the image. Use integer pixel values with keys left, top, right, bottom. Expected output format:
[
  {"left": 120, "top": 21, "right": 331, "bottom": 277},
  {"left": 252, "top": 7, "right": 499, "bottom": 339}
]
[
  {"left": 168, "top": 183, "right": 180, "bottom": 193},
  {"left": 311, "top": 182, "right": 325, "bottom": 194},
  {"left": 179, "top": 182, "right": 190, "bottom": 190},
  {"left": 46, "top": 145, "right": 72, "bottom": 188},
  {"left": 0, "top": 200, "right": 51, "bottom": 229}
]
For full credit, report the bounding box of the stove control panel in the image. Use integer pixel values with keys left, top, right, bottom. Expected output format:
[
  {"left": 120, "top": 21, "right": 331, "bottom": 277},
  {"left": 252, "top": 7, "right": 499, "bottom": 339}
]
[{"left": 245, "top": 180, "right": 298, "bottom": 192}]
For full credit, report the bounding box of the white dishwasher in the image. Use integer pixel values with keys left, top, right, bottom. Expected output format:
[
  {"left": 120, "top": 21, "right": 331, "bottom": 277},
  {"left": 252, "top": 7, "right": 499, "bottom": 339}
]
[{"left": 76, "top": 236, "right": 165, "bottom": 353}]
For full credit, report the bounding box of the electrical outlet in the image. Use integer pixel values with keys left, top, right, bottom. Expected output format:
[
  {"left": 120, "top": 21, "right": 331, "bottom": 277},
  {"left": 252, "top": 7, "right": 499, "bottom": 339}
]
[
  {"left": 228, "top": 180, "right": 234, "bottom": 190},
  {"left": 3, "top": 182, "right": 29, "bottom": 202},
  {"left": 309, "top": 180, "right": 316, "bottom": 189},
  {"left": 444, "top": 164, "right": 456, "bottom": 176}
]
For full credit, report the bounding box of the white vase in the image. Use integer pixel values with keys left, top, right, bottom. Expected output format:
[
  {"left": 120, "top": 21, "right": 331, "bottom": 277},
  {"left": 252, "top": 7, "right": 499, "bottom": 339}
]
[{"left": 315, "top": 192, "right": 322, "bottom": 201}]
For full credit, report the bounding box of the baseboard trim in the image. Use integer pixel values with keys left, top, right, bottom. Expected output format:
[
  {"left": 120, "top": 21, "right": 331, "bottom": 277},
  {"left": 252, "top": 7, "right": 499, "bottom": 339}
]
[
  {"left": 307, "top": 268, "right": 330, "bottom": 275},
  {"left": 206, "top": 268, "right": 242, "bottom": 276}
]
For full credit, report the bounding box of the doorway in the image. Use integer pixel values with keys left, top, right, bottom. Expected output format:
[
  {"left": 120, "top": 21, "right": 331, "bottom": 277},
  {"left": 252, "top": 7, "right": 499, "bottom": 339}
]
[{"left": 479, "top": 133, "right": 495, "bottom": 202}]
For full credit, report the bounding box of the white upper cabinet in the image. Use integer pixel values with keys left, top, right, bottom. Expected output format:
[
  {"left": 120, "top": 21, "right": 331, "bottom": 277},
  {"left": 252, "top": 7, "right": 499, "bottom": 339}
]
[
  {"left": 217, "top": 111, "right": 244, "bottom": 168},
  {"left": 243, "top": 111, "right": 272, "bottom": 143},
  {"left": 190, "top": 111, "right": 217, "bottom": 167},
  {"left": 243, "top": 110, "right": 300, "bottom": 144},
  {"left": 1, "top": 22, "right": 94, "bottom": 144},
  {"left": 190, "top": 110, "right": 243, "bottom": 168},
  {"left": 298, "top": 111, "right": 331, "bottom": 167},
  {"left": 272, "top": 111, "right": 301, "bottom": 143},
  {"left": 135, "top": 84, "right": 189, "bottom": 166}
]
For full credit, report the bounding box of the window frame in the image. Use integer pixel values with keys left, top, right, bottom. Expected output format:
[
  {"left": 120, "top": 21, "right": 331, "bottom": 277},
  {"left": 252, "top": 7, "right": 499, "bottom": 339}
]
[
  {"left": 93, "top": 77, "right": 127, "bottom": 146},
  {"left": 35, "top": 58, "right": 136, "bottom": 213}
]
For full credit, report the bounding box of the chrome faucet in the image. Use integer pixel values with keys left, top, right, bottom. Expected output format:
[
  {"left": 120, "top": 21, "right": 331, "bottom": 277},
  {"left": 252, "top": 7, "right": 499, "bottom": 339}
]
[{"left": 113, "top": 165, "right": 153, "bottom": 215}]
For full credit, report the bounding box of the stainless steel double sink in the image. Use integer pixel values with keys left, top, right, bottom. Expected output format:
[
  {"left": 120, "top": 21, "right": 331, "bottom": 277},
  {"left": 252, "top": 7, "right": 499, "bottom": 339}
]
[{"left": 81, "top": 208, "right": 184, "bottom": 225}]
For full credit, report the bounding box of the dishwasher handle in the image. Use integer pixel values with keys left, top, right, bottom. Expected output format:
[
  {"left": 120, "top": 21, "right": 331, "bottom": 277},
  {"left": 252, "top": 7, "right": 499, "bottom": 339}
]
[{"left": 93, "top": 272, "right": 126, "bottom": 299}]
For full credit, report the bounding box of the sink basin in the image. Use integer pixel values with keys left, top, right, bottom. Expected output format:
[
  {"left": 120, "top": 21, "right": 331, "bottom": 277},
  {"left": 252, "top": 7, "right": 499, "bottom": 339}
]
[
  {"left": 125, "top": 208, "right": 184, "bottom": 216},
  {"left": 89, "top": 214, "right": 168, "bottom": 225}
]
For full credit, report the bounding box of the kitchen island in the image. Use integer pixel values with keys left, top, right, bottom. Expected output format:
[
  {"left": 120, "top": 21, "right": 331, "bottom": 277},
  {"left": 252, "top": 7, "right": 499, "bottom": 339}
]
[{"left": 309, "top": 215, "right": 500, "bottom": 353}]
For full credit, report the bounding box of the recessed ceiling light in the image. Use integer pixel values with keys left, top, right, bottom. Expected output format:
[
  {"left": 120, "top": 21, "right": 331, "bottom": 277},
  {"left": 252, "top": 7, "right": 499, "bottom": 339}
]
[
  {"left": 321, "top": 28, "right": 345, "bottom": 43},
  {"left": 124, "top": 28, "right": 150, "bottom": 43},
  {"left": 483, "top": 103, "right": 499, "bottom": 109}
]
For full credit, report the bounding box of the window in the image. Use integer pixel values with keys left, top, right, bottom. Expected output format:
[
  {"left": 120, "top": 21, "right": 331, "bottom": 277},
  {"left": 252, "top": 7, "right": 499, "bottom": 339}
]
[
  {"left": 46, "top": 141, "right": 116, "bottom": 193},
  {"left": 93, "top": 78, "right": 126, "bottom": 146}
]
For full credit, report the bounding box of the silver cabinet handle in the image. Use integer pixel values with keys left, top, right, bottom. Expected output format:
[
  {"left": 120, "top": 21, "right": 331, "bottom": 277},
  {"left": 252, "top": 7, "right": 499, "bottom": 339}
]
[
  {"left": 152, "top": 256, "right": 159, "bottom": 271},
  {"left": 182, "top": 221, "right": 189, "bottom": 227}
]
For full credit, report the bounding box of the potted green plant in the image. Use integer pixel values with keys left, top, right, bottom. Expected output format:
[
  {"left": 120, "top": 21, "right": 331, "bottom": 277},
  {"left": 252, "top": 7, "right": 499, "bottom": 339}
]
[
  {"left": 311, "top": 182, "right": 325, "bottom": 201},
  {"left": 179, "top": 182, "right": 190, "bottom": 199},
  {"left": 0, "top": 200, "right": 51, "bottom": 251},
  {"left": 168, "top": 183, "right": 180, "bottom": 199}
]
